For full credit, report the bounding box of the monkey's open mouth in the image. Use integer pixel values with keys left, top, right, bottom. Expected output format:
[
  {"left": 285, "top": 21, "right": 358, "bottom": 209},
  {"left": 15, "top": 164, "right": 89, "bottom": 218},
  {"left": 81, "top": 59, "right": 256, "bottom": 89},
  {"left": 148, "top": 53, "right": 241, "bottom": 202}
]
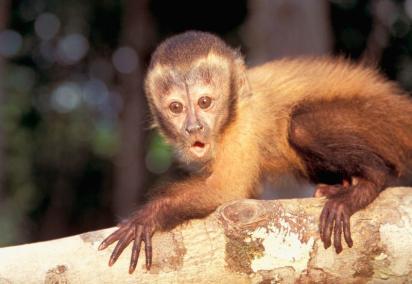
[{"left": 190, "top": 141, "right": 210, "bottom": 157}]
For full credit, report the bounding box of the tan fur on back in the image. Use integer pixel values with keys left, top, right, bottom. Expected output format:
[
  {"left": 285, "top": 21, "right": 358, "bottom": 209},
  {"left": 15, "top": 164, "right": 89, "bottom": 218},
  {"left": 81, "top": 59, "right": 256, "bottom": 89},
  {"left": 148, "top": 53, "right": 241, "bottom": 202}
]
[{"left": 212, "top": 57, "right": 412, "bottom": 186}]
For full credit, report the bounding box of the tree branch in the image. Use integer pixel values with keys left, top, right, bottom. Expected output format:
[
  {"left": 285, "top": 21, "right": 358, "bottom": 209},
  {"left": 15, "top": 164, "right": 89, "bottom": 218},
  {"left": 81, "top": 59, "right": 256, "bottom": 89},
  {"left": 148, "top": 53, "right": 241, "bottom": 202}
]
[{"left": 0, "top": 187, "right": 411, "bottom": 283}]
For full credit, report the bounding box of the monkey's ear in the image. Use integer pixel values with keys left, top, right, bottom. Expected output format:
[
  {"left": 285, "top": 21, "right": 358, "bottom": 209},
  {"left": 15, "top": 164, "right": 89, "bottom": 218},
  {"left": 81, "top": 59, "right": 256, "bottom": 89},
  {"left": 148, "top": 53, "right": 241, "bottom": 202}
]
[{"left": 233, "top": 57, "right": 251, "bottom": 99}]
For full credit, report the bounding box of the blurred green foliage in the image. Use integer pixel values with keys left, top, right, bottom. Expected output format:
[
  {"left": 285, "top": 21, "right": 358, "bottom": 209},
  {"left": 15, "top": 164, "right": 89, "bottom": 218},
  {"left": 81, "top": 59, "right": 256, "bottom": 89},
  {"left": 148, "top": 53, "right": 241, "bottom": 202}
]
[
  {"left": 0, "top": 0, "right": 125, "bottom": 244},
  {"left": 146, "top": 132, "right": 173, "bottom": 175}
]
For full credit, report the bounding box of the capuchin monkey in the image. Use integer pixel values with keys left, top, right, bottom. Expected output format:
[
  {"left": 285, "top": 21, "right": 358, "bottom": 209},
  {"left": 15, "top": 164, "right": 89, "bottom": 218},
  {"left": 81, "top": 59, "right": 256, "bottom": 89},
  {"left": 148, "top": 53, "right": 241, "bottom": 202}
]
[{"left": 99, "top": 31, "right": 412, "bottom": 273}]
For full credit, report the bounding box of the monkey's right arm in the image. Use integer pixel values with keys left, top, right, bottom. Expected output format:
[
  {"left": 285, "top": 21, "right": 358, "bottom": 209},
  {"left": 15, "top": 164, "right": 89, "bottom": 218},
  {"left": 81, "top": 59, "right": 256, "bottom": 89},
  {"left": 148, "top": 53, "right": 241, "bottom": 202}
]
[{"left": 98, "top": 173, "right": 252, "bottom": 273}]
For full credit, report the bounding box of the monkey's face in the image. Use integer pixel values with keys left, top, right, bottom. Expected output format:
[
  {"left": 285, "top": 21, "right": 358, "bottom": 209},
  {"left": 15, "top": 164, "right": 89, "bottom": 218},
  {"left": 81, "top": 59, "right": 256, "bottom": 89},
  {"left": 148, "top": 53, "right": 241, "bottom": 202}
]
[{"left": 146, "top": 56, "right": 233, "bottom": 166}]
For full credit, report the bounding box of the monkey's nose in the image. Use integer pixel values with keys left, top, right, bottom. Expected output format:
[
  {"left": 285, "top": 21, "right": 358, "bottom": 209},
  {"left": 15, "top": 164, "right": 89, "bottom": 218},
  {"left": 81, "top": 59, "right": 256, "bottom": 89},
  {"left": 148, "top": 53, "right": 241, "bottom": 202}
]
[{"left": 185, "top": 122, "right": 204, "bottom": 135}]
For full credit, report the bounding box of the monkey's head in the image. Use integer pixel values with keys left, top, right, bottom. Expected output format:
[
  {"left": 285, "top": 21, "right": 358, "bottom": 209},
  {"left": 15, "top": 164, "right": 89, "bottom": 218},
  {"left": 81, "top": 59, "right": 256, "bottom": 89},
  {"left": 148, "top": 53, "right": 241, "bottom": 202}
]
[{"left": 145, "top": 31, "right": 249, "bottom": 169}]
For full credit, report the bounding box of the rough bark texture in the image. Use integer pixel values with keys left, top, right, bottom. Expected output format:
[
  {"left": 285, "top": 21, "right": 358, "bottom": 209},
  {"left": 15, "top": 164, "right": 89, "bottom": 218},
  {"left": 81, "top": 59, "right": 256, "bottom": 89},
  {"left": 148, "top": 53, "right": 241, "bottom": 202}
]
[{"left": 0, "top": 187, "right": 411, "bottom": 283}]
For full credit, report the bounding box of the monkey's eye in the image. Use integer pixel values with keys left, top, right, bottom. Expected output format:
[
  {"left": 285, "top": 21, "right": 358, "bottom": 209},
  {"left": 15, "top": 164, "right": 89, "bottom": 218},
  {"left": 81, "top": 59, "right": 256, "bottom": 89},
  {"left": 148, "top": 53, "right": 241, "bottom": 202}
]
[
  {"left": 169, "top": 102, "right": 183, "bottom": 114},
  {"left": 198, "top": 96, "right": 212, "bottom": 109}
]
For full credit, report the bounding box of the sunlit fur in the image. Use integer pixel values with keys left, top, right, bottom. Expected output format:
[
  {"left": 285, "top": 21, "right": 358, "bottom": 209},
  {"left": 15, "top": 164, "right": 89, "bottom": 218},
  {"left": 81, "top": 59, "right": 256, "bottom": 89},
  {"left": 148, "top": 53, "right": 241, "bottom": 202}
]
[{"left": 247, "top": 57, "right": 412, "bottom": 178}]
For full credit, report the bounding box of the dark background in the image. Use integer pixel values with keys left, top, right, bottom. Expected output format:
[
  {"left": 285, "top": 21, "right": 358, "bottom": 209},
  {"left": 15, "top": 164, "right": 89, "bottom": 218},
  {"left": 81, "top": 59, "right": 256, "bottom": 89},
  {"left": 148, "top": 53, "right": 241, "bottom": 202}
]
[{"left": 0, "top": 0, "right": 411, "bottom": 246}]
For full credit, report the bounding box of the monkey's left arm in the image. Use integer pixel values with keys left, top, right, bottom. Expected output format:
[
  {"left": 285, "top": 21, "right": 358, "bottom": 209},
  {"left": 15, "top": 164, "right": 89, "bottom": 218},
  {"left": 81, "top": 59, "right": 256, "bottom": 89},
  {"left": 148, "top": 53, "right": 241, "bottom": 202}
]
[{"left": 288, "top": 99, "right": 402, "bottom": 253}]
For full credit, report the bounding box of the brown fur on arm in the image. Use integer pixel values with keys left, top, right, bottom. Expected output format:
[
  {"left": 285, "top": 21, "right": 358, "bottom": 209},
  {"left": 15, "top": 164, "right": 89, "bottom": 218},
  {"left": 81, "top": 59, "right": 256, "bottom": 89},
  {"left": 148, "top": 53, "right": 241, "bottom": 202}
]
[{"left": 136, "top": 176, "right": 244, "bottom": 231}]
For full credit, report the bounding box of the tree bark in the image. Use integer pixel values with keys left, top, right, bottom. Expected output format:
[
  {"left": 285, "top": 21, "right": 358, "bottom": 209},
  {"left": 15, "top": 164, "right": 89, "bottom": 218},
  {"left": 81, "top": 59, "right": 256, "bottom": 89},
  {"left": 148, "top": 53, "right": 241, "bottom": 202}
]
[
  {"left": 113, "top": 0, "right": 155, "bottom": 217},
  {"left": 0, "top": 187, "right": 411, "bottom": 283}
]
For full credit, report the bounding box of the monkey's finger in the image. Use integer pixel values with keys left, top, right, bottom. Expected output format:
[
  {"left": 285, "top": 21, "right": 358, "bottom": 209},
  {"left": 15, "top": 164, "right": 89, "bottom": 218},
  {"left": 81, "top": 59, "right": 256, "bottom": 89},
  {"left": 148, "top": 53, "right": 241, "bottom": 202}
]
[
  {"left": 319, "top": 206, "right": 329, "bottom": 242},
  {"left": 342, "top": 213, "right": 353, "bottom": 248},
  {"left": 323, "top": 207, "right": 336, "bottom": 249},
  {"left": 333, "top": 214, "right": 343, "bottom": 254},
  {"left": 108, "top": 229, "right": 134, "bottom": 266},
  {"left": 98, "top": 225, "right": 129, "bottom": 250},
  {"left": 129, "top": 225, "right": 144, "bottom": 274},
  {"left": 144, "top": 228, "right": 153, "bottom": 270}
]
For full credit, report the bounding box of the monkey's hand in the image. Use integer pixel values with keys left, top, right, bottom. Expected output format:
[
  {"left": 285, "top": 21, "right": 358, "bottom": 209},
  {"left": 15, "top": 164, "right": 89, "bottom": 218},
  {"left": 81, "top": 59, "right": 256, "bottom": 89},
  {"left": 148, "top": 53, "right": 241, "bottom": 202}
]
[
  {"left": 98, "top": 211, "right": 156, "bottom": 274},
  {"left": 318, "top": 177, "right": 381, "bottom": 254},
  {"left": 319, "top": 192, "right": 354, "bottom": 254}
]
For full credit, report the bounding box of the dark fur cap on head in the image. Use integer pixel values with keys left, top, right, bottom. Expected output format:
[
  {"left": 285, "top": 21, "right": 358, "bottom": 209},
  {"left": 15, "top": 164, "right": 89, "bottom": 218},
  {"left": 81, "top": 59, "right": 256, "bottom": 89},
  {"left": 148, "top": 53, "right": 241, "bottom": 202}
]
[{"left": 148, "top": 31, "right": 239, "bottom": 69}]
